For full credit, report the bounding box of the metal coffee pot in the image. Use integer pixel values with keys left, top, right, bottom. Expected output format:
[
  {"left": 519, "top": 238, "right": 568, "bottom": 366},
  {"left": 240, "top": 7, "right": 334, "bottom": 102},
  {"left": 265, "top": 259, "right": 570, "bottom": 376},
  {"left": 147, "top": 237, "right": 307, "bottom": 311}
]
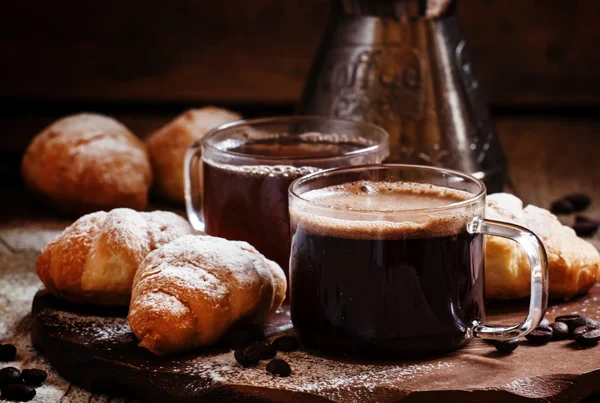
[{"left": 298, "top": 0, "right": 506, "bottom": 192}]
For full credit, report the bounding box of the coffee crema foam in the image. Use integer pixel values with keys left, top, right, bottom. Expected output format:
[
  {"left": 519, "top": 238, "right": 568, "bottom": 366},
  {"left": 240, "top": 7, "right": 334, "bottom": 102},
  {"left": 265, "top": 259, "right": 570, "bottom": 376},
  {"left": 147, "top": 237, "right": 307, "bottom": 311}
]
[
  {"left": 204, "top": 159, "right": 320, "bottom": 179},
  {"left": 292, "top": 181, "right": 479, "bottom": 239}
]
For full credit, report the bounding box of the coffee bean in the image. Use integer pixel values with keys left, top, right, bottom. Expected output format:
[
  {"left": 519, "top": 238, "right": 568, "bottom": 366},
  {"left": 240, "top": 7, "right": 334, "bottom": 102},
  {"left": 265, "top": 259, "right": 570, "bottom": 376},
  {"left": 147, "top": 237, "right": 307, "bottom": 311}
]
[
  {"left": 273, "top": 336, "right": 300, "bottom": 352},
  {"left": 555, "top": 314, "right": 582, "bottom": 327},
  {"left": 576, "top": 328, "right": 600, "bottom": 347},
  {"left": 21, "top": 369, "right": 47, "bottom": 386},
  {"left": 550, "top": 322, "right": 569, "bottom": 340},
  {"left": 233, "top": 349, "right": 248, "bottom": 366},
  {"left": 494, "top": 339, "right": 519, "bottom": 354},
  {"left": 525, "top": 325, "right": 553, "bottom": 344},
  {"left": 574, "top": 325, "right": 598, "bottom": 338},
  {"left": 251, "top": 341, "right": 277, "bottom": 360},
  {"left": 565, "top": 194, "right": 592, "bottom": 211},
  {"left": 575, "top": 216, "right": 600, "bottom": 225},
  {"left": 539, "top": 318, "right": 550, "bottom": 327},
  {"left": 573, "top": 221, "right": 599, "bottom": 237},
  {"left": 0, "top": 367, "right": 22, "bottom": 387},
  {"left": 226, "top": 324, "right": 264, "bottom": 349},
  {"left": 1, "top": 384, "right": 36, "bottom": 401},
  {"left": 234, "top": 345, "right": 261, "bottom": 367},
  {"left": 567, "top": 316, "right": 598, "bottom": 333},
  {"left": 0, "top": 344, "right": 17, "bottom": 361},
  {"left": 266, "top": 359, "right": 291, "bottom": 377},
  {"left": 551, "top": 199, "right": 575, "bottom": 215}
]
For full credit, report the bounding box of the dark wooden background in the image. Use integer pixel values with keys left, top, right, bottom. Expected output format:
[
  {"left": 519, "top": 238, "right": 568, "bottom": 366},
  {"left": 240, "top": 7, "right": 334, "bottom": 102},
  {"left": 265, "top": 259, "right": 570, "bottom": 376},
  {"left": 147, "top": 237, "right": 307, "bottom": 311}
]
[
  {"left": 1, "top": 0, "right": 599, "bottom": 106},
  {"left": 1, "top": 0, "right": 599, "bottom": 185}
]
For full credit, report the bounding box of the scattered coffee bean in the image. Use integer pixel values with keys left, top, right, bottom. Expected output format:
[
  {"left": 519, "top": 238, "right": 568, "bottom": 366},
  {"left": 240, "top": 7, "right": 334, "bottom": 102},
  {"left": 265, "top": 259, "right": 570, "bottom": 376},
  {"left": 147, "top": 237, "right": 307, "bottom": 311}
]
[
  {"left": 21, "top": 369, "right": 47, "bottom": 386},
  {"left": 555, "top": 314, "right": 582, "bottom": 326},
  {"left": 550, "top": 322, "right": 569, "bottom": 340},
  {"left": 567, "top": 316, "right": 598, "bottom": 333},
  {"left": 0, "top": 344, "right": 17, "bottom": 361},
  {"left": 1, "top": 384, "right": 36, "bottom": 401},
  {"left": 574, "top": 325, "right": 598, "bottom": 338},
  {"left": 573, "top": 221, "right": 599, "bottom": 237},
  {"left": 539, "top": 318, "right": 550, "bottom": 327},
  {"left": 575, "top": 216, "right": 600, "bottom": 225},
  {"left": 234, "top": 345, "right": 261, "bottom": 367},
  {"left": 575, "top": 328, "right": 600, "bottom": 347},
  {"left": 565, "top": 194, "right": 592, "bottom": 211},
  {"left": 273, "top": 336, "right": 300, "bottom": 352},
  {"left": 525, "top": 325, "right": 553, "bottom": 344},
  {"left": 0, "top": 367, "right": 22, "bottom": 387},
  {"left": 551, "top": 199, "right": 575, "bottom": 215},
  {"left": 494, "top": 339, "right": 519, "bottom": 354},
  {"left": 266, "top": 359, "right": 291, "bottom": 377},
  {"left": 226, "top": 324, "right": 265, "bottom": 350},
  {"left": 251, "top": 341, "right": 277, "bottom": 360}
]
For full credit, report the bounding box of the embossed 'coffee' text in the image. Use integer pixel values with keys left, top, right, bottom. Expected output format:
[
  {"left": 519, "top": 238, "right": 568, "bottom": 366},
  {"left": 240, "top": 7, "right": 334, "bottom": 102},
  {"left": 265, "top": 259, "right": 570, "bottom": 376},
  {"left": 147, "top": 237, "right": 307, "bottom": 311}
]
[{"left": 318, "top": 47, "right": 425, "bottom": 123}]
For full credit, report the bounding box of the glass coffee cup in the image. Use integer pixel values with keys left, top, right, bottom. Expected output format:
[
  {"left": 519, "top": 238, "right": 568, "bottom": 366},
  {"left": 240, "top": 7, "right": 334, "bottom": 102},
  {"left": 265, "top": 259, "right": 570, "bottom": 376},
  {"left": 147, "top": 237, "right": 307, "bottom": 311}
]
[
  {"left": 184, "top": 116, "right": 389, "bottom": 278},
  {"left": 289, "top": 164, "right": 548, "bottom": 358}
]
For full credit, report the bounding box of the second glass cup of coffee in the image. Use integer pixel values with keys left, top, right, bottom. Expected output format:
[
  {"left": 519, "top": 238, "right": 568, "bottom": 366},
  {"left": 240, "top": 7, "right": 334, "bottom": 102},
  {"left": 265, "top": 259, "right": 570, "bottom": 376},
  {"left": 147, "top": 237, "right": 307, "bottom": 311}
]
[
  {"left": 289, "top": 164, "right": 548, "bottom": 358},
  {"left": 184, "top": 116, "right": 389, "bottom": 278}
]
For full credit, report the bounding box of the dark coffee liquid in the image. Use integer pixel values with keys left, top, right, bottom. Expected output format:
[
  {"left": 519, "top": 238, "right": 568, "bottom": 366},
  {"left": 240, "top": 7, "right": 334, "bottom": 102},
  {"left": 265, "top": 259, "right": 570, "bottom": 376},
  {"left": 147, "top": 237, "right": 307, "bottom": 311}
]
[
  {"left": 290, "top": 181, "right": 484, "bottom": 357},
  {"left": 202, "top": 137, "right": 365, "bottom": 273}
]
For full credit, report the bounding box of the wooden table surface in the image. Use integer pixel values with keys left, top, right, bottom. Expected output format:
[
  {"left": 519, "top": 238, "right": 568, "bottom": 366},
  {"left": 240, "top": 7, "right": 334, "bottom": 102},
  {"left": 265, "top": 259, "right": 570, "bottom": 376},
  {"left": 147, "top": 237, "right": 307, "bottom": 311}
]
[{"left": 0, "top": 114, "right": 599, "bottom": 402}]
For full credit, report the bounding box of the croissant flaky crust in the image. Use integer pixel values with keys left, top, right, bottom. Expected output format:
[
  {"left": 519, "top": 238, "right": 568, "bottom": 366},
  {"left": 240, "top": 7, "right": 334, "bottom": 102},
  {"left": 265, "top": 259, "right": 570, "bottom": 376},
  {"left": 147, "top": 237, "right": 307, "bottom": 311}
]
[
  {"left": 128, "top": 235, "right": 286, "bottom": 355},
  {"left": 485, "top": 193, "right": 600, "bottom": 300},
  {"left": 36, "top": 209, "right": 193, "bottom": 306}
]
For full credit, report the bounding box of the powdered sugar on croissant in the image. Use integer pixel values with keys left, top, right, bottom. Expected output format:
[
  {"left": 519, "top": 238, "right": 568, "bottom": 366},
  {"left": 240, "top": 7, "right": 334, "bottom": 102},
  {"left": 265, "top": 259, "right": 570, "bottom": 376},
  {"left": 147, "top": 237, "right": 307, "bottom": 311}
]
[
  {"left": 128, "top": 235, "right": 286, "bottom": 355},
  {"left": 485, "top": 193, "right": 599, "bottom": 300},
  {"left": 36, "top": 208, "right": 193, "bottom": 306}
]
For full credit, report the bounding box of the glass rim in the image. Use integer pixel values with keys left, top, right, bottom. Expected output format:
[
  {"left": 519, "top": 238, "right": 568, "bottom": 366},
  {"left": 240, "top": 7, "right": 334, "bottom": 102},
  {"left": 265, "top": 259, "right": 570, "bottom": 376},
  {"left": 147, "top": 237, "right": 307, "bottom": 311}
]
[
  {"left": 289, "top": 164, "right": 487, "bottom": 214},
  {"left": 200, "top": 115, "right": 389, "bottom": 163}
]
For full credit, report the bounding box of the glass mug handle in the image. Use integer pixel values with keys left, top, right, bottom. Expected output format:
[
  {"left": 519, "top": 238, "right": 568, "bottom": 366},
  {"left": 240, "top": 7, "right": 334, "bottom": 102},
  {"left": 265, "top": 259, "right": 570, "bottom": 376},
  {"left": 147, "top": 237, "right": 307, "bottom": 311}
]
[
  {"left": 467, "top": 217, "right": 549, "bottom": 340},
  {"left": 184, "top": 140, "right": 205, "bottom": 232}
]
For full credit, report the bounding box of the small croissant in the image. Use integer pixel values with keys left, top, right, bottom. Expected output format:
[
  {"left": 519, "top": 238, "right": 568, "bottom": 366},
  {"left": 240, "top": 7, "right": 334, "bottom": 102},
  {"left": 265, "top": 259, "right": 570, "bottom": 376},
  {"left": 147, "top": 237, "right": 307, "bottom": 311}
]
[
  {"left": 36, "top": 208, "right": 192, "bottom": 306},
  {"left": 128, "top": 235, "right": 286, "bottom": 355}
]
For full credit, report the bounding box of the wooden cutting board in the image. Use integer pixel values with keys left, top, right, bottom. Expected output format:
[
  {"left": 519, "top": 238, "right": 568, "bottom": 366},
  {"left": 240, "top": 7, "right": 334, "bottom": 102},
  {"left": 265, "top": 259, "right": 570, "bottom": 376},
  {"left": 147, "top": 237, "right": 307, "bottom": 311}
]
[{"left": 31, "top": 286, "right": 600, "bottom": 403}]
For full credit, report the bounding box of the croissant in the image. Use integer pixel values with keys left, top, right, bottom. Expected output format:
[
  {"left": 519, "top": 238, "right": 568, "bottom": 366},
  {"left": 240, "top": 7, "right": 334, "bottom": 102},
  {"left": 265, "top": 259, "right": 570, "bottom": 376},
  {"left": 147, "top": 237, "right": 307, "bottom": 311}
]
[
  {"left": 22, "top": 113, "right": 152, "bottom": 215},
  {"left": 145, "top": 107, "right": 241, "bottom": 203},
  {"left": 36, "top": 209, "right": 193, "bottom": 306},
  {"left": 128, "top": 235, "right": 287, "bottom": 355},
  {"left": 485, "top": 193, "right": 599, "bottom": 300}
]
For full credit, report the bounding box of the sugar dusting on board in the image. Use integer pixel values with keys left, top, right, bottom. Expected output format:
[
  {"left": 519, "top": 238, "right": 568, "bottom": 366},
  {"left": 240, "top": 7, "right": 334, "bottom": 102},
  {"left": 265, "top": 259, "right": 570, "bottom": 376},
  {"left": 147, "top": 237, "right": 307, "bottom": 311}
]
[
  {"left": 37, "top": 309, "right": 133, "bottom": 344},
  {"left": 179, "top": 350, "right": 454, "bottom": 401}
]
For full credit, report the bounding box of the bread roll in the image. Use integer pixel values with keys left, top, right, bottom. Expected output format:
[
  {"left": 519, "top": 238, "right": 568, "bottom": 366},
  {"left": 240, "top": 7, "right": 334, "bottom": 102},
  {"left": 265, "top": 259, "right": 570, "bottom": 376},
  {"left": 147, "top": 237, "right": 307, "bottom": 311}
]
[
  {"left": 22, "top": 113, "right": 152, "bottom": 215},
  {"left": 485, "top": 193, "right": 599, "bottom": 300},
  {"left": 146, "top": 107, "right": 241, "bottom": 203},
  {"left": 128, "top": 235, "right": 286, "bottom": 355},
  {"left": 36, "top": 209, "right": 193, "bottom": 306}
]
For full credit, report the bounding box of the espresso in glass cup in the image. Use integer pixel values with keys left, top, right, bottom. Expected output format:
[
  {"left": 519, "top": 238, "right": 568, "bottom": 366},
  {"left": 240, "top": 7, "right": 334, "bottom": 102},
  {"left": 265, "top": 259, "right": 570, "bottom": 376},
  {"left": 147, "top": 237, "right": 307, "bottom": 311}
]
[
  {"left": 289, "top": 164, "right": 548, "bottom": 358},
  {"left": 184, "top": 116, "right": 389, "bottom": 277}
]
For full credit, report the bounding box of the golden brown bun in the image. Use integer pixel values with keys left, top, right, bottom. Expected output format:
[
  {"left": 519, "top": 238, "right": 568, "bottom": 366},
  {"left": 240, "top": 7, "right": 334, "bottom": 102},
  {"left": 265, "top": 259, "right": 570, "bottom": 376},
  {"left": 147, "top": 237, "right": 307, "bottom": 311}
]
[
  {"left": 485, "top": 193, "right": 599, "bottom": 300},
  {"left": 36, "top": 209, "right": 193, "bottom": 306},
  {"left": 128, "top": 235, "right": 286, "bottom": 355},
  {"left": 145, "top": 107, "right": 241, "bottom": 203},
  {"left": 22, "top": 113, "right": 152, "bottom": 215}
]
